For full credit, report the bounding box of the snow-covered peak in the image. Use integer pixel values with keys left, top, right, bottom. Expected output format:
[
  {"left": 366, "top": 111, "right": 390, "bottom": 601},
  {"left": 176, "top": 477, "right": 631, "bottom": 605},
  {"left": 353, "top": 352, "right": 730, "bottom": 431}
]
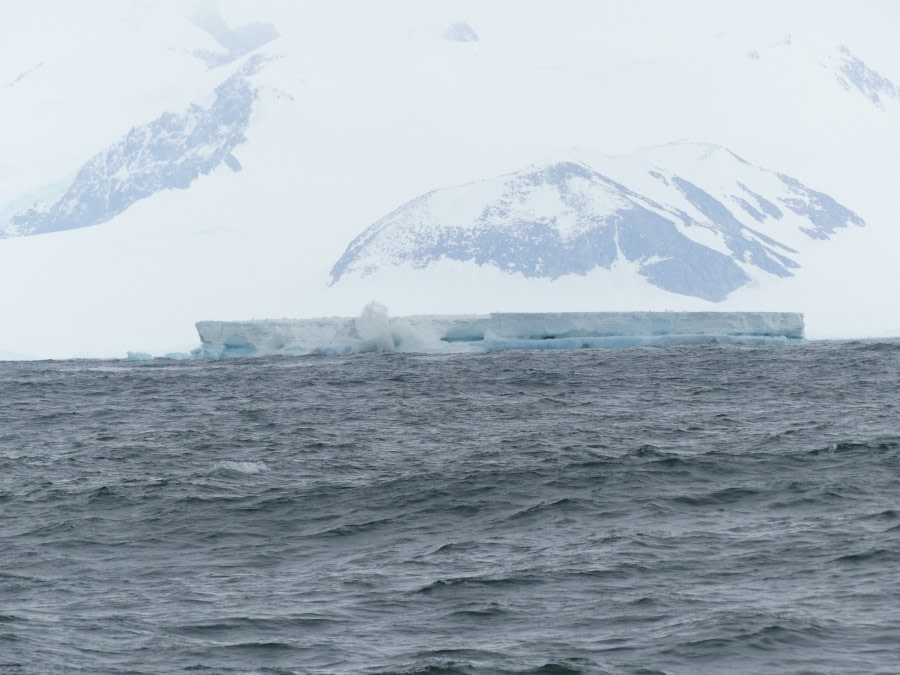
[{"left": 331, "top": 146, "right": 863, "bottom": 302}]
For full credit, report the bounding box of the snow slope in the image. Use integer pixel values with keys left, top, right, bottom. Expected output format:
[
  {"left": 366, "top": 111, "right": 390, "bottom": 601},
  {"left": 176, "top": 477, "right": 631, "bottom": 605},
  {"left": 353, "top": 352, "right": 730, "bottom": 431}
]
[{"left": 0, "top": 0, "right": 898, "bottom": 358}]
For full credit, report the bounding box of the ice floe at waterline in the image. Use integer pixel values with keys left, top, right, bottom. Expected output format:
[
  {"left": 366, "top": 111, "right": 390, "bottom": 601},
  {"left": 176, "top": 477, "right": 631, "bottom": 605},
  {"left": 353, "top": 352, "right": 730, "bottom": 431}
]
[{"left": 193, "top": 303, "right": 804, "bottom": 359}]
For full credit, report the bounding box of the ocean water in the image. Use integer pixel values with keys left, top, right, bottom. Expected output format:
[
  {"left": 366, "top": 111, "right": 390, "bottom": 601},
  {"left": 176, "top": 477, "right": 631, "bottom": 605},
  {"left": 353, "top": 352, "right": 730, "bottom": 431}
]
[{"left": 1, "top": 341, "right": 899, "bottom": 674}]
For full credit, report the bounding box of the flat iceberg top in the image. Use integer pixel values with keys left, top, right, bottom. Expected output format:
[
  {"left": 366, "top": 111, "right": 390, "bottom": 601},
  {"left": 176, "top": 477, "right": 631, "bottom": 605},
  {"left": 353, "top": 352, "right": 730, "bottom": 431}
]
[{"left": 195, "top": 309, "right": 804, "bottom": 359}]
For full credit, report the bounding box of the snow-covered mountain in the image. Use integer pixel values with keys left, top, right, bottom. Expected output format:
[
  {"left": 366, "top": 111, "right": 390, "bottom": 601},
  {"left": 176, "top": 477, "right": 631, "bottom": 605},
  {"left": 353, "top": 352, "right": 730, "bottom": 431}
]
[
  {"left": 0, "top": 1, "right": 898, "bottom": 358},
  {"left": 5, "top": 55, "right": 269, "bottom": 237},
  {"left": 331, "top": 143, "right": 862, "bottom": 302}
]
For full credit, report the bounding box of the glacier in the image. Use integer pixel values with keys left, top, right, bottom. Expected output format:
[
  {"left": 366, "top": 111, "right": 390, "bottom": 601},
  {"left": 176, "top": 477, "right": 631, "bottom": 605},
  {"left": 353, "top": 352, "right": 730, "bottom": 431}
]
[{"left": 194, "top": 305, "right": 804, "bottom": 359}]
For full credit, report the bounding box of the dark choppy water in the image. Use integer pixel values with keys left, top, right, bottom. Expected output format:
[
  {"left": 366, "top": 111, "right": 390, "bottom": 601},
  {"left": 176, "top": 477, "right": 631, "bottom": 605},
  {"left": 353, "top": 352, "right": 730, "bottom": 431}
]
[{"left": 2, "top": 342, "right": 899, "bottom": 674}]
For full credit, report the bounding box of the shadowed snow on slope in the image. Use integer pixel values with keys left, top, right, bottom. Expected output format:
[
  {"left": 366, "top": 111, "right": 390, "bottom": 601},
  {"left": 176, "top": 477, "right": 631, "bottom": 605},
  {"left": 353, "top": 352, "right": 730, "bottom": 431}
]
[
  {"left": 330, "top": 144, "right": 863, "bottom": 302},
  {"left": 6, "top": 56, "right": 269, "bottom": 237}
]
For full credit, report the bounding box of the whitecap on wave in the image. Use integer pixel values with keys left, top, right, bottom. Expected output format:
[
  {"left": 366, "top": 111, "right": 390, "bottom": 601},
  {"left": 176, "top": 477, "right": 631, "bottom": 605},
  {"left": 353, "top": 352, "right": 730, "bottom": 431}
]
[{"left": 212, "top": 460, "right": 269, "bottom": 475}]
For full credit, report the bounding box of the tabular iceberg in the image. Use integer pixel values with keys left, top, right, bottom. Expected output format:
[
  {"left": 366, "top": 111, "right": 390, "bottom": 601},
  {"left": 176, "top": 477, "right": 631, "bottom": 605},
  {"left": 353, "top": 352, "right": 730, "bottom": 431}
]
[{"left": 194, "top": 305, "right": 804, "bottom": 358}]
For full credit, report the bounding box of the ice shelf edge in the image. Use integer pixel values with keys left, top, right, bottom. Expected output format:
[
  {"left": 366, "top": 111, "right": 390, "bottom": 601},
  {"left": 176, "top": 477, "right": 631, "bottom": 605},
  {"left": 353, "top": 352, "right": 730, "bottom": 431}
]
[{"left": 193, "top": 311, "right": 804, "bottom": 359}]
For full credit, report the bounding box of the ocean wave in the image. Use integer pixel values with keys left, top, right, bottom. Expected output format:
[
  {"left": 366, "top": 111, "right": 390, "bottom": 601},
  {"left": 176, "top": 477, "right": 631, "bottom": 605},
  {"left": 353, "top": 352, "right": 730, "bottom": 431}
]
[
  {"left": 808, "top": 439, "right": 899, "bottom": 455},
  {"left": 172, "top": 615, "right": 335, "bottom": 637},
  {"left": 414, "top": 574, "right": 543, "bottom": 594},
  {"left": 847, "top": 339, "right": 900, "bottom": 352},
  {"left": 833, "top": 548, "right": 900, "bottom": 564},
  {"left": 211, "top": 460, "right": 269, "bottom": 475},
  {"left": 671, "top": 486, "right": 762, "bottom": 507},
  {"left": 508, "top": 497, "right": 589, "bottom": 520},
  {"left": 217, "top": 641, "right": 299, "bottom": 652},
  {"left": 4, "top": 339, "right": 900, "bottom": 673},
  {"left": 374, "top": 649, "right": 597, "bottom": 675},
  {"left": 661, "top": 619, "right": 834, "bottom": 659},
  {"left": 862, "top": 509, "right": 900, "bottom": 521},
  {"left": 311, "top": 517, "right": 397, "bottom": 539}
]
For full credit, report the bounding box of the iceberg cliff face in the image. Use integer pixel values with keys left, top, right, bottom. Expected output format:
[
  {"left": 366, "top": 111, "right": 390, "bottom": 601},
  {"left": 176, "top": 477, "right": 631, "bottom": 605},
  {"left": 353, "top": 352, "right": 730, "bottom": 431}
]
[
  {"left": 330, "top": 144, "right": 863, "bottom": 302},
  {"left": 195, "top": 311, "right": 804, "bottom": 359}
]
